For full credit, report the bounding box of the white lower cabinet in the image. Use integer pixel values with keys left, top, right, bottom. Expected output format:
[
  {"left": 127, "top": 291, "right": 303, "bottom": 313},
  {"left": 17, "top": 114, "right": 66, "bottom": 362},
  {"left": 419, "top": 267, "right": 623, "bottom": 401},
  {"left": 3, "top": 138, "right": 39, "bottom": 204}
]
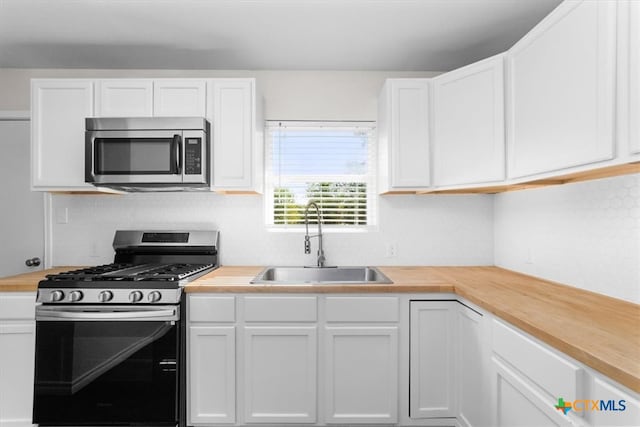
[
  {"left": 0, "top": 292, "right": 36, "bottom": 427},
  {"left": 457, "top": 304, "right": 487, "bottom": 427},
  {"left": 189, "top": 326, "right": 236, "bottom": 424},
  {"left": 492, "top": 358, "right": 572, "bottom": 427},
  {"left": 187, "top": 293, "right": 639, "bottom": 427},
  {"left": 409, "top": 301, "right": 457, "bottom": 419},
  {"left": 324, "top": 326, "right": 398, "bottom": 424},
  {"left": 243, "top": 326, "right": 317, "bottom": 423}
]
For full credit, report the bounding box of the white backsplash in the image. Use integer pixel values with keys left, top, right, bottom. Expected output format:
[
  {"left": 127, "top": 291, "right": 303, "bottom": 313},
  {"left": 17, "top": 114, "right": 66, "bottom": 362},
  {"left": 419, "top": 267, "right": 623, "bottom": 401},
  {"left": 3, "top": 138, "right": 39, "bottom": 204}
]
[
  {"left": 494, "top": 173, "right": 640, "bottom": 304},
  {"left": 50, "top": 193, "right": 494, "bottom": 267},
  {"left": 50, "top": 174, "right": 640, "bottom": 304}
]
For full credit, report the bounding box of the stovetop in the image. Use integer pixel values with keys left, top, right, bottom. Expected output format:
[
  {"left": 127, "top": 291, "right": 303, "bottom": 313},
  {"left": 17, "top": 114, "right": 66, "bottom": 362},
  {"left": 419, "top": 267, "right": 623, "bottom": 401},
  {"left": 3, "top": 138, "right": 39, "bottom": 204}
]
[
  {"left": 37, "top": 229, "right": 219, "bottom": 305},
  {"left": 42, "top": 262, "right": 215, "bottom": 283}
]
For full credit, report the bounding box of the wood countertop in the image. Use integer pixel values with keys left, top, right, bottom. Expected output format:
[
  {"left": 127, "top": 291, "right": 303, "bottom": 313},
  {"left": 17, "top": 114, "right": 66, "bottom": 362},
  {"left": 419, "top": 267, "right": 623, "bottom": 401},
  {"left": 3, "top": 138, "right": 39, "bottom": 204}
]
[
  {"left": 0, "top": 267, "right": 79, "bottom": 292},
  {"left": 2, "top": 265, "right": 638, "bottom": 394}
]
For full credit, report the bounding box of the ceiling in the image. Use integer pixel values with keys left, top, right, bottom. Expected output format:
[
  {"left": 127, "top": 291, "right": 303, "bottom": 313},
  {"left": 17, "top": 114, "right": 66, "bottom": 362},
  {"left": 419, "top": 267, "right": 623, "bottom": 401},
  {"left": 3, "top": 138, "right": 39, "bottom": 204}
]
[{"left": 0, "top": 0, "right": 562, "bottom": 71}]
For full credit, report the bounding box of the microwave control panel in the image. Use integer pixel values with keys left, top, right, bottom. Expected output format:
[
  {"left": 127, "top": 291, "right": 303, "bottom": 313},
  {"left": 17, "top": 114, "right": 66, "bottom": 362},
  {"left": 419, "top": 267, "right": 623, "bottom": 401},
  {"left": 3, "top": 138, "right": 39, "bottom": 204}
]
[{"left": 184, "top": 138, "right": 202, "bottom": 175}]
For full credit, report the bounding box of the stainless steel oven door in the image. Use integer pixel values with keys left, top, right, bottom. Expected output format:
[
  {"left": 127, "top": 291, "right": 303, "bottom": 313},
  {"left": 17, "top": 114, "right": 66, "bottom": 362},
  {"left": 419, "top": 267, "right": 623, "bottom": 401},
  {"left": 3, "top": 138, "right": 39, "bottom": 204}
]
[
  {"left": 86, "top": 129, "right": 207, "bottom": 185},
  {"left": 33, "top": 305, "right": 180, "bottom": 426}
]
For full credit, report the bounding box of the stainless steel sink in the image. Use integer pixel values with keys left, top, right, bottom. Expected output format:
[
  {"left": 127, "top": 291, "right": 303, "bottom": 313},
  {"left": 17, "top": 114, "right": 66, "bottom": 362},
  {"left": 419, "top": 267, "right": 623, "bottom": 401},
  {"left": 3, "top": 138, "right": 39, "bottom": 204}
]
[{"left": 251, "top": 266, "right": 393, "bottom": 284}]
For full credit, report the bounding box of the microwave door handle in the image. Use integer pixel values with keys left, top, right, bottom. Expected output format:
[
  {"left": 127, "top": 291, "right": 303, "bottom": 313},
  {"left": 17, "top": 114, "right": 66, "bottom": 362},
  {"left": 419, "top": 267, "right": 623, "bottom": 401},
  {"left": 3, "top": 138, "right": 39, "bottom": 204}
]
[{"left": 172, "top": 134, "right": 182, "bottom": 174}]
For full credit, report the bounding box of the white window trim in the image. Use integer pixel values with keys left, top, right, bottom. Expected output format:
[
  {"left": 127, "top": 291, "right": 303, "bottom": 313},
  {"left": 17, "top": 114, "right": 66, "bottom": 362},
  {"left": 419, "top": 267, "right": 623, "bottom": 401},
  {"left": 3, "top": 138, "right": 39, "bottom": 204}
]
[{"left": 264, "top": 120, "right": 378, "bottom": 232}]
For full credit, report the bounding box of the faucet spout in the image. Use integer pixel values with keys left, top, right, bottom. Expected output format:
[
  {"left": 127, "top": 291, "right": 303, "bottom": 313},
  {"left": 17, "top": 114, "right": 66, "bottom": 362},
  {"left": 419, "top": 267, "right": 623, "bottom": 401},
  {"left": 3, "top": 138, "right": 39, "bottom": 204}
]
[{"left": 304, "top": 201, "right": 325, "bottom": 267}]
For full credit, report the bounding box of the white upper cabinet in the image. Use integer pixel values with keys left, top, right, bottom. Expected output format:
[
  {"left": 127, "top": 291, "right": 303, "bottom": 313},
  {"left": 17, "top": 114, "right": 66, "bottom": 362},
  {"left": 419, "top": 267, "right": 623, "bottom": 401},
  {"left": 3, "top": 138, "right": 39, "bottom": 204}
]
[
  {"left": 378, "top": 79, "right": 431, "bottom": 192},
  {"left": 506, "top": 0, "right": 617, "bottom": 179},
  {"left": 629, "top": 0, "right": 640, "bottom": 155},
  {"left": 31, "top": 79, "right": 95, "bottom": 190},
  {"left": 208, "top": 79, "right": 263, "bottom": 193},
  {"left": 432, "top": 54, "right": 505, "bottom": 186},
  {"left": 95, "top": 79, "right": 153, "bottom": 117},
  {"left": 153, "top": 79, "right": 206, "bottom": 117}
]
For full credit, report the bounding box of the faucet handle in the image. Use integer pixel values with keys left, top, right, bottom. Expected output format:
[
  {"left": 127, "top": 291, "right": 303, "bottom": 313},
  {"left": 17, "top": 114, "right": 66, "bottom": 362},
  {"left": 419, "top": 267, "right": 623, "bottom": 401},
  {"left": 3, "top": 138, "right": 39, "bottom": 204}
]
[{"left": 304, "top": 236, "right": 311, "bottom": 254}]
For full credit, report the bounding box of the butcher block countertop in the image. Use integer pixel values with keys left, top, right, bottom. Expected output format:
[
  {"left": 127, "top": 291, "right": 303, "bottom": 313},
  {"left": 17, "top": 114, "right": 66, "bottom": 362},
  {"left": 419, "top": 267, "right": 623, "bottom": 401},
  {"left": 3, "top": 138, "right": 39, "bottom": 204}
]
[{"left": 1, "top": 265, "right": 638, "bottom": 394}]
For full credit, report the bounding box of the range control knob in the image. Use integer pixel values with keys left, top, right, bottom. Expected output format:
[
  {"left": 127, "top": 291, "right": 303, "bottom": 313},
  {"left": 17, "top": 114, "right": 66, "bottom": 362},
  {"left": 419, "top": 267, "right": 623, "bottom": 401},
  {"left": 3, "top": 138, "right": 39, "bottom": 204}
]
[
  {"left": 69, "top": 290, "right": 83, "bottom": 302},
  {"left": 98, "top": 290, "right": 114, "bottom": 303},
  {"left": 50, "top": 290, "right": 65, "bottom": 302},
  {"left": 147, "top": 291, "right": 162, "bottom": 303},
  {"left": 129, "top": 290, "right": 144, "bottom": 303}
]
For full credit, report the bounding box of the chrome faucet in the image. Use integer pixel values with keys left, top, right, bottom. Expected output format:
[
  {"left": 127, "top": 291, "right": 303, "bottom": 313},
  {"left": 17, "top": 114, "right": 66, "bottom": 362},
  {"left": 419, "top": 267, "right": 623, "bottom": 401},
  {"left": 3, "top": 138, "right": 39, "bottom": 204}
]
[{"left": 304, "top": 201, "right": 326, "bottom": 267}]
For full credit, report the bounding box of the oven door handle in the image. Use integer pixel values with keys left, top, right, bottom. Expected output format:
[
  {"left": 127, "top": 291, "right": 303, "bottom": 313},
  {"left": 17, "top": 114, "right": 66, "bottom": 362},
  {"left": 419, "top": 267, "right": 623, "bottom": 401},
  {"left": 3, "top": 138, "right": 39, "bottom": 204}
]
[{"left": 36, "top": 307, "right": 178, "bottom": 321}]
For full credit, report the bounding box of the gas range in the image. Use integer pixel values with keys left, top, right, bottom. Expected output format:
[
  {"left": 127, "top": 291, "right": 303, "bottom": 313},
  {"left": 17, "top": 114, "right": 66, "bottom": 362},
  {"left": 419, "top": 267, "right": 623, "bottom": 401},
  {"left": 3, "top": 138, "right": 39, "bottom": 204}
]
[{"left": 37, "top": 230, "right": 219, "bottom": 305}]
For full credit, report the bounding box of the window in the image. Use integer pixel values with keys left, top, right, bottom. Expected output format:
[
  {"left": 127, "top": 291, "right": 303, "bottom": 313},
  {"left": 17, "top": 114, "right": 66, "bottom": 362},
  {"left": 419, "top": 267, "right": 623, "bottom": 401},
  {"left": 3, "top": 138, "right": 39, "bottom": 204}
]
[{"left": 265, "top": 121, "right": 377, "bottom": 230}]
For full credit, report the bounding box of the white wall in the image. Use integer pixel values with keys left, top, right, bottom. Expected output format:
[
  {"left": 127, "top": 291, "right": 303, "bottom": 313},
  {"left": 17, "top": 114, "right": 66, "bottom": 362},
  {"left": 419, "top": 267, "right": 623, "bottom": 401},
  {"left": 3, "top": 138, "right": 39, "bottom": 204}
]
[
  {"left": 494, "top": 174, "right": 640, "bottom": 304},
  {"left": 51, "top": 193, "right": 494, "bottom": 267}
]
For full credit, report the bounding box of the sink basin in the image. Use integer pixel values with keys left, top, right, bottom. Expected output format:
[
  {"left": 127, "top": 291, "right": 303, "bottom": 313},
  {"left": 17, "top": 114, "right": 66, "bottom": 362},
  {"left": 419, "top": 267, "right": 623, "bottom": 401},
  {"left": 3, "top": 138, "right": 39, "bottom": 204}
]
[{"left": 251, "top": 266, "right": 393, "bottom": 284}]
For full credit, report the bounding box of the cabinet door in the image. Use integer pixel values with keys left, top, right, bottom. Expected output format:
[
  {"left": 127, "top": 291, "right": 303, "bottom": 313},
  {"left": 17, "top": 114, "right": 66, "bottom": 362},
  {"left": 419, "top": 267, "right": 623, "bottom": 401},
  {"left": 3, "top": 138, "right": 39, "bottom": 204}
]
[
  {"left": 630, "top": 0, "right": 640, "bottom": 154},
  {"left": 188, "top": 325, "right": 236, "bottom": 425},
  {"left": 586, "top": 376, "right": 640, "bottom": 426},
  {"left": 492, "top": 358, "right": 572, "bottom": 427},
  {"left": 324, "top": 326, "right": 398, "bottom": 424},
  {"left": 457, "top": 304, "right": 486, "bottom": 427},
  {"left": 243, "top": 326, "right": 317, "bottom": 423},
  {"left": 389, "top": 80, "right": 431, "bottom": 189},
  {"left": 0, "top": 322, "right": 35, "bottom": 426},
  {"left": 507, "top": 0, "right": 616, "bottom": 178},
  {"left": 31, "top": 79, "right": 95, "bottom": 189},
  {"left": 410, "top": 301, "right": 456, "bottom": 418},
  {"left": 433, "top": 54, "right": 505, "bottom": 186},
  {"left": 96, "top": 79, "right": 153, "bottom": 117},
  {"left": 153, "top": 79, "right": 206, "bottom": 117},
  {"left": 209, "top": 79, "right": 255, "bottom": 190}
]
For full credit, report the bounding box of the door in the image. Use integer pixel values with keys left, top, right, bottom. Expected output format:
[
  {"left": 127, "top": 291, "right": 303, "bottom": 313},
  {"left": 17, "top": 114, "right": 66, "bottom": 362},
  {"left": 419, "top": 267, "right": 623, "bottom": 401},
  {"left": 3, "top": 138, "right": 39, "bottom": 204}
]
[
  {"left": 96, "top": 79, "right": 153, "bottom": 117},
  {"left": 492, "top": 358, "right": 571, "bottom": 427},
  {"left": 189, "top": 325, "right": 236, "bottom": 424},
  {"left": 33, "top": 307, "right": 180, "bottom": 426},
  {"left": 324, "top": 326, "right": 398, "bottom": 424},
  {"left": 457, "top": 304, "right": 486, "bottom": 427},
  {"left": 0, "top": 116, "right": 44, "bottom": 276},
  {"left": 243, "top": 326, "right": 317, "bottom": 423},
  {"left": 410, "top": 301, "right": 456, "bottom": 418},
  {"left": 507, "top": 0, "right": 616, "bottom": 178},
  {"left": 432, "top": 54, "right": 505, "bottom": 186},
  {"left": 154, "top": 79, "right": 207, "bottom": 117}
]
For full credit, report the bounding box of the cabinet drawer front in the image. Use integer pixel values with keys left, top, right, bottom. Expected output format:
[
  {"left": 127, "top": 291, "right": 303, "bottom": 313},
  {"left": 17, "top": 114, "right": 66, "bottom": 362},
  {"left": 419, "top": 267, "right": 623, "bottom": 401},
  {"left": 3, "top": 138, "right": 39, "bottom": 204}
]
[
  {"left": 244, "top": 296, "right": 317, "bottom": 322},
  {"left": 0, "top": 293, "right": 36, "bottom": 320},
  {"left": 189, "top": 296, "right": 235, "bottom": 322},
  {"left": 325, "top": 297, "right": 399, "bottom": 322},
  {"left": 492, "top": 320, "right": 582, "bottom": 399}
]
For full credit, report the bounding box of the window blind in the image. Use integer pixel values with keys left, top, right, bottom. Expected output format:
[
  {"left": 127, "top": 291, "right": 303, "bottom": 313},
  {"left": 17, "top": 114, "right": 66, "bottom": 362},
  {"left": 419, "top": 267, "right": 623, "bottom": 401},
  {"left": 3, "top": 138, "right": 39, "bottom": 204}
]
[{"left": 265, "top": 121, "right": 377, "bottom": 229}]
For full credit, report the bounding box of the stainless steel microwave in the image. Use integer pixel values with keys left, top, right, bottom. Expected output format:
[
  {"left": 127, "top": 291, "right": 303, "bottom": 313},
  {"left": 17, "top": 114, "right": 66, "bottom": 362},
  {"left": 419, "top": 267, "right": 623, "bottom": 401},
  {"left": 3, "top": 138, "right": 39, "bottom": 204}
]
[{"left": 85, "top": 117, "right": 210, "bottom": 191}]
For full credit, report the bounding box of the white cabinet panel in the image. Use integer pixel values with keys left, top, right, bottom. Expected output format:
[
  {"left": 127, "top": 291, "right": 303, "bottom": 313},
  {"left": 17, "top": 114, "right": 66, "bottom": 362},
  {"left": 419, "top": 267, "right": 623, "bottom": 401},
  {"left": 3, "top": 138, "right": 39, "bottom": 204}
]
[
  {"left": 410, "top": 301, "right": 456, "bottom": 419},
  {"left": 324, "top": 326, "right": 398, "bottom": 424},
  {"left": 188, "top": 325, "right": 236, "bottom": 425},
  {"left": 629, "top": 0, "right": 640, "bottom": 154},
  {"left": 433, "top": 54, "right": 505, "bottom": 186},
  {"left": 507, "top": 0, "right": 616, "bottom": 178},
  {"left": 31, "top": 79, "right": 95, "bottom": 189},
  {"left": 153, "top": 79, "right": 206, "bottom": 117},
  {"left": 378, "top": 79, "right": 430, "bottom": 192},
  {"left": 585, "top": 376, "right": 640, "bottom": 427},
  {"left": 0, "top": 293, "right": 36, "bottom": 427},
  {"left": 96, "top": 79, "right": 153, "bottom": 117},
  {"left": 457, "top": 304, "right": 486, "bottom": 427},
  {"left": 209, "top": 79, "right": 257, "bottom": 191},
  {"left": 493, "top": 358, "right": 571, "bottom": 427},
  {"left": 243, "top": 326, "right": 317, "bottom": 423}
]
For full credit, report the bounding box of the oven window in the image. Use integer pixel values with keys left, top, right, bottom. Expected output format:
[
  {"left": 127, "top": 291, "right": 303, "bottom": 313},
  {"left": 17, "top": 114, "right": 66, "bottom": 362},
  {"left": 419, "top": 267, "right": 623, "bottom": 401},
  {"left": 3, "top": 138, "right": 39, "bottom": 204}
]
[
  {"left": 33, "top": 320, "right": 178, "bottom": 425},
  {"left": 95, "top": 138, "right": 175, "bottom": 174}
]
